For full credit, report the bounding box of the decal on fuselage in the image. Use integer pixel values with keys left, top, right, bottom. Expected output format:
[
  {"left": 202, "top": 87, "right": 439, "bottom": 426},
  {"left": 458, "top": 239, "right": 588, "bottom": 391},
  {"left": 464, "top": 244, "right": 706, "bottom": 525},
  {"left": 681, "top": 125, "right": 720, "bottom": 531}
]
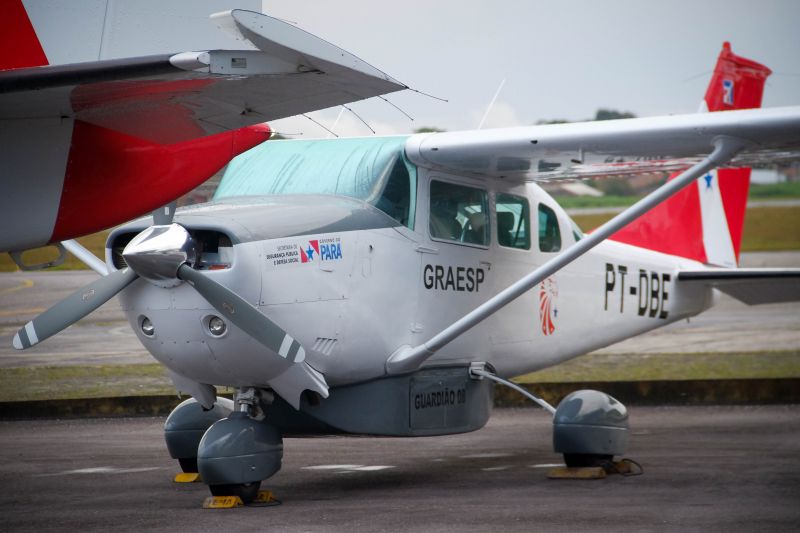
[
  {"left": 423, "top": 264, "right": 485, "bottom": 292},
  {"left": 539, "top": 277, "right": 558, "bottom": 335},
  {"left": 265, "top": 236, "right": 344, "bottom": 269},
  {"left": 604, "top": 263, "right": 670, "bottom": 319},
  {"left": 413, "top": 387, "right": 466, "bottom": 410}
]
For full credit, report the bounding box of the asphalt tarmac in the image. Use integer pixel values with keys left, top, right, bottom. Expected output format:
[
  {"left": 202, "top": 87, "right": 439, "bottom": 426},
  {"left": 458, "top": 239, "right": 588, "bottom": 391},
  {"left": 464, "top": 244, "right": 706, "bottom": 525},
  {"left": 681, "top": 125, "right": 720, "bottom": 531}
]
[{"left": 1, "top": 406, "right": 798, "bottom": 532}]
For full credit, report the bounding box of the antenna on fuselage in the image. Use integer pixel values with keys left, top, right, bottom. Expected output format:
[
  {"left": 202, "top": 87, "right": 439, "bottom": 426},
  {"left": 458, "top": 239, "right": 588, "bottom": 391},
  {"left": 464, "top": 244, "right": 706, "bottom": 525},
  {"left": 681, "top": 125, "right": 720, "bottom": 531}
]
[{"left": 477, "top": 78, "right": 506, "bottom": 130}]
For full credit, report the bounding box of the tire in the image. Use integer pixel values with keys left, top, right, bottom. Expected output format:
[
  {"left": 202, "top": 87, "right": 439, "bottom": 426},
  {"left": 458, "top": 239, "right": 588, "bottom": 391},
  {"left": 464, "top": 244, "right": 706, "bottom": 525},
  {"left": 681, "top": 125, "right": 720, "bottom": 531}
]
[
  {"left": 178, "top": 457, "right": 198, "bottom": 474},
  {"left": 563, "top": 453, "right": 613, "bottom": 468},
  {"left": 209, "top": 481, "right": 262, "bottom": 504}
]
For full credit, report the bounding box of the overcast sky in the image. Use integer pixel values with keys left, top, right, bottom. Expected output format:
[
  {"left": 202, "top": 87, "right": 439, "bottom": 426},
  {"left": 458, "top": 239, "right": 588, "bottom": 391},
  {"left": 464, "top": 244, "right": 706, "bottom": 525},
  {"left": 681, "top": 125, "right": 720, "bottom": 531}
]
[{"left": 260, "top": 0, "right": 800, "bottom": 138}]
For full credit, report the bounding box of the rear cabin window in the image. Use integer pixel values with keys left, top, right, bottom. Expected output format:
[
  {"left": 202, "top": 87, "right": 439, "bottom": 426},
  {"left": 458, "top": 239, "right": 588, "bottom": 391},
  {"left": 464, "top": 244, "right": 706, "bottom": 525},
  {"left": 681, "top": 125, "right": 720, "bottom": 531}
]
[
  {"left": 538, "top": 203, "right": 562, "bottom": 252},
  {"left": 496, "top": 193, "right": 530, "bottom": 250},
  {"left": 429, "top": 180, "right": 489, "bottom": 246},
  {"left": 570, "top": 218, "right": 584, "bottom": 242}
]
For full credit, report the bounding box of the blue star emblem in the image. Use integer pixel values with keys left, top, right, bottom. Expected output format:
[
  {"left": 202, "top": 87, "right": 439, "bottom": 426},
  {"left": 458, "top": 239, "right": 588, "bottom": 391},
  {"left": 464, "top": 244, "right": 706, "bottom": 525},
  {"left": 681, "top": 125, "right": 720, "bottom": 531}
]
[
  {"left": 306, "top": 246, "right": 315, "bottom": 260},
  {"left": 553, "top": 308, "right": 558, "bottom": 318},
  {"left": 704, "top": 174, "right": 713, "bottom": 190}
]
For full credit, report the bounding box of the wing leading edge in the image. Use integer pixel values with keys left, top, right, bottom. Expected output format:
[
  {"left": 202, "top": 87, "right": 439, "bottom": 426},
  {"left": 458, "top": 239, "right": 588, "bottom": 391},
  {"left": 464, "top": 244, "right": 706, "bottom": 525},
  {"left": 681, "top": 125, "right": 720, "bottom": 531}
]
[
  {"left": 0, "top": 9, "right": 405, "bottom": 144},
  {"left": 405, "top": 106, "right": 800, "bottom": 181}
]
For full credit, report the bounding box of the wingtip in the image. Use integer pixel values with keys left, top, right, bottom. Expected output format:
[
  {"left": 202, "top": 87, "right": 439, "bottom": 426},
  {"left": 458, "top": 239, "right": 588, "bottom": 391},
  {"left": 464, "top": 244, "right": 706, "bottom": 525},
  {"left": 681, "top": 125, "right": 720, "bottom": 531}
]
[{"left": 12, "top": 333, "right": 23, "bottom": 350}]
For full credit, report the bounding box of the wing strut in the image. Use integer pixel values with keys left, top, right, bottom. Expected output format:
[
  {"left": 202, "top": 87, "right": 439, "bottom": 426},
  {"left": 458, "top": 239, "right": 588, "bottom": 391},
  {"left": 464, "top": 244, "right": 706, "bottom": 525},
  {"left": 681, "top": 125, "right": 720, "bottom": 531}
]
[{"left": 386, "top": 136, "right": 747, "bottom": 374}]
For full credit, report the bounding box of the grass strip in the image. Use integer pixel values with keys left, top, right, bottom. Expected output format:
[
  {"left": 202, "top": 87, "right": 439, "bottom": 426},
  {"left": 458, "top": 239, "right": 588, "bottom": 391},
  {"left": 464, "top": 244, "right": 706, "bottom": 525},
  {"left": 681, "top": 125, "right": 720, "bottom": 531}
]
[
  {"left": 514, "top": 350, "right": 800, "bottom": 383},
  {"left": 572, "top": 206, "right": 800, "bottom": 251},
  {"left": 555, "top": 181, "right": 800, "bottom": 209},
  {"left": 1, "top": 352, "right": 798, "bottom": 402},
  {"left": 0, "top": 364, "right": 173, "bottom": 402}
]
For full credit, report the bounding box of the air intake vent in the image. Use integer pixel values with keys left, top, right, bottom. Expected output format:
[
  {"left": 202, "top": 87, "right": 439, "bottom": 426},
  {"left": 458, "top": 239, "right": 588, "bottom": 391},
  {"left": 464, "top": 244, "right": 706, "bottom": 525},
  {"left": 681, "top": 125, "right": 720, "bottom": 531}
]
[
  {"left": 111, "top": 232, "right": 138, "bottom": 269},
  {"left": 312, "top": 337, "right": 337, "bottom": 356}
]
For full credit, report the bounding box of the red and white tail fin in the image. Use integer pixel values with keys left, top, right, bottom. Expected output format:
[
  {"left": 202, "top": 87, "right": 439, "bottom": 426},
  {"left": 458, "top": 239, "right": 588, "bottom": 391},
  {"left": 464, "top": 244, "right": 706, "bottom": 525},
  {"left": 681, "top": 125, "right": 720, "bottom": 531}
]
[
  {"left": 610, "top": 43, "right": 772, "bottom": 267},
  {"left": 0, "top": 0, "right": 48, "bottom": 71}
]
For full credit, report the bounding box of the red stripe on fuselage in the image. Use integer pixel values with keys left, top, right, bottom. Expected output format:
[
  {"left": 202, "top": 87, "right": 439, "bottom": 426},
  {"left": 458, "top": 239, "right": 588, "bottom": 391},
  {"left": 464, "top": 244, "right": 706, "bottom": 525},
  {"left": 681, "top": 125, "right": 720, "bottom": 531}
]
[
  {"left": 49, "top": 121, "right": 270, "bottom": 242},
  {"left": 1, "top": 0, "right": 48, "bottom": 70}
]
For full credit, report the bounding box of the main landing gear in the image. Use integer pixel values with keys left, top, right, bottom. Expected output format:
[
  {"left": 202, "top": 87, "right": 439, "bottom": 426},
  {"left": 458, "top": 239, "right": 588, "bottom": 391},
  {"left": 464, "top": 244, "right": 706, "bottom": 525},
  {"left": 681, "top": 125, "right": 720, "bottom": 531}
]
[
  {"left": 164, "top": 388, "right": 283, "bottom": 504},
  {"left": 469, "top": 363, "right": 630, "bottom": 469}
]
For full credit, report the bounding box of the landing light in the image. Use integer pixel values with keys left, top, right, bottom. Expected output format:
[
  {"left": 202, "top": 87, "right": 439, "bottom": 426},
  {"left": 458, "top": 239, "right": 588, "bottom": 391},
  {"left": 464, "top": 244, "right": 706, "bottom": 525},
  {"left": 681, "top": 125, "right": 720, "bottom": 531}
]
[
  {"left": 141, "top": 317, "right": 155, "bottom": 336},
  {"left": 208, "top": 316, "right": 227, "bottom": 336}
]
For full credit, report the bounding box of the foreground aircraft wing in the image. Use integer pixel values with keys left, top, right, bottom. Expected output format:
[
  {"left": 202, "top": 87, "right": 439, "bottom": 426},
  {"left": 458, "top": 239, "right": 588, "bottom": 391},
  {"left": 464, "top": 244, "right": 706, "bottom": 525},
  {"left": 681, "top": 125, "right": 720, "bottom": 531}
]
[
  {"left": 676, "top": 269, "right": 800, "bottom": 305},
  {"left": 0, "top": 9, "right": 404, "bottom": 144},
  {"left": 0, "top": 6, "right": 405, "bottom": 252},
  {"left": 406, "top": 106, "right": 800, "bottom": 181}
]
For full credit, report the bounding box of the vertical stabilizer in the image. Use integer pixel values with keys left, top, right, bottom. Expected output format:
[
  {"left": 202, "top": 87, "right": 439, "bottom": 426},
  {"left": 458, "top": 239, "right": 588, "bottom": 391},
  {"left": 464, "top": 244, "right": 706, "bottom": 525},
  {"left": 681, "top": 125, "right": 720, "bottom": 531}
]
[
  {"left": 610, "top": 43, "right": 772, "bottom": 266},
  {"left": 0, "top": 0, "right": 48, "bottom": 70}
]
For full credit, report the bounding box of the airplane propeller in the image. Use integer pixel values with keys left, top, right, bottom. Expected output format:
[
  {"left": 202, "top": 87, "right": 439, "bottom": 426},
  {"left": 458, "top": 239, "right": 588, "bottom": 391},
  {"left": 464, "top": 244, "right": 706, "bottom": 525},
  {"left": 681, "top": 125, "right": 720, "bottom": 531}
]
[
  {"left": 13, "top": 206, "right": 323, "bottom": 406},
  {"left": 12, "top": 267, "right": 138, "bottom": 350}
]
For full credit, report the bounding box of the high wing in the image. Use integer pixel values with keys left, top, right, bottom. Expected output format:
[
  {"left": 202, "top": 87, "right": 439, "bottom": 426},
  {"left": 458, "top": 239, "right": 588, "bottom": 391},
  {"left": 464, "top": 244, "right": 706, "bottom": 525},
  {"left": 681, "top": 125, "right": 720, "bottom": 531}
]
[
  {"left": 406, "top": 106, "right": 800, "bottom": 181},
  {"left": 0, "top": 9, "right": 404, "bottom": 144},
  {"left": 389, "top": 107, "right": 800, "bottom": 374},
  {"left": 677, "top": 269, "right": 800, "bottom": 305}
]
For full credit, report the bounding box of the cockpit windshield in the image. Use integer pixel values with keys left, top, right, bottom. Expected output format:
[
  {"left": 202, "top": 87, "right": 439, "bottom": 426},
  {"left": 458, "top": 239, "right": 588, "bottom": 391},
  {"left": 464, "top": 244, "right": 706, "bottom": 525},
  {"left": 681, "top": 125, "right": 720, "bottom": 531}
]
[{"left": 215, "top": 136, "right": 416, "bottom": 228}]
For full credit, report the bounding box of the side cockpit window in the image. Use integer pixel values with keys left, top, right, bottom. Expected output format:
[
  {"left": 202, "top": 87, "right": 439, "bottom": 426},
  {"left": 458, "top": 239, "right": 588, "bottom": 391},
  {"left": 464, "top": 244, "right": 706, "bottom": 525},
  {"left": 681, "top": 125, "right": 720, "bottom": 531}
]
[
  {"left": 429, "top": 180, "right": 489, "bottom": 246},
  {"left": 496, "top": 193, "right": 530, "bottom": 250},
  {"left": 538, "top": 203, "right": 562, "bottom": 253}
]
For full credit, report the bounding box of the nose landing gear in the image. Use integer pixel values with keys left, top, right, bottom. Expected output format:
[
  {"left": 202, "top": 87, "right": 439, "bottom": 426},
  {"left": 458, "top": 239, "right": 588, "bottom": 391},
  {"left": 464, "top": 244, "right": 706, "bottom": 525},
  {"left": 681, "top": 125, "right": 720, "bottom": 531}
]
[
  {"left": 196, "top": 388, "right": 283, "bottom": 504},
  {"left": 164, "top": 396, "right": 234, "bottom": 477}
]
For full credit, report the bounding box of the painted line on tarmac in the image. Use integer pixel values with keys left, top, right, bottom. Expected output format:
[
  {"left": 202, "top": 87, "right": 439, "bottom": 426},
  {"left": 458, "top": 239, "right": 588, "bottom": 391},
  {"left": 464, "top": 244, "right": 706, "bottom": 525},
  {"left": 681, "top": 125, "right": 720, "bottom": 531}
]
[
  {"left": 36, "top": 466, "right": 163, "bottom": 477},
  {"left": 302, "top": 464, "right": 395, "bottom": 473},
  {"left": 0, "top": 278, "right": 34, "bottom": 296},
  {"left": 482, "top": 466, "right": 512, "bottom": 472},
  {"left": 0, "top": 307, "right": 45, "bottom": 317}
]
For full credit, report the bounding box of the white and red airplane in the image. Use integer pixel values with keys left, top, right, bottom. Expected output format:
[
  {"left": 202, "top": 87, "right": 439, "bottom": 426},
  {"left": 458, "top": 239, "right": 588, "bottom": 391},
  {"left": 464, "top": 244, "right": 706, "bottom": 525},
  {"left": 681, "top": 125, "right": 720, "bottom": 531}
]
[
  {"left": 11, "top": 40, "right": 800, "bottom": 504},
  {"left": 0, "top": 1, "right": 404, "bottom": 260}
]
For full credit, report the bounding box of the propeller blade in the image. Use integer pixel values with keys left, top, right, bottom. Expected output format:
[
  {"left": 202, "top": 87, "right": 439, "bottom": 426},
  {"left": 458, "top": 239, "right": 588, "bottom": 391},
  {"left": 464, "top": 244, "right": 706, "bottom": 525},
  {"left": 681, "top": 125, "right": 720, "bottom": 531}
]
[
  {"left": 177, "top": 264, "right": 306, "bottom": 364},
  {"left": 13, "top": 268, "right": 138, "bottom": 350}
]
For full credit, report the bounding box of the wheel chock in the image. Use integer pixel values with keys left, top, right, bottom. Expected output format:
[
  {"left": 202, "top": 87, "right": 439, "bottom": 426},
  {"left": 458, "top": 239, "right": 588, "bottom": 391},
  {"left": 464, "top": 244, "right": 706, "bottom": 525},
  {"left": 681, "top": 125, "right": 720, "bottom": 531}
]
[
  {"left": 251, "top": 490, "right": 281, "bottom": 507},
  {"left": 547, "top": 466, "right": 607, "bottom": 480},
  {"left": 547, "top": 459, "right": 643, "bottom": 480},
  {"left": 174, "top": 472, "right": 201, "bottom": 483},
  {"left": 202, "top": 496, "right": 243, "bottom": 509}
]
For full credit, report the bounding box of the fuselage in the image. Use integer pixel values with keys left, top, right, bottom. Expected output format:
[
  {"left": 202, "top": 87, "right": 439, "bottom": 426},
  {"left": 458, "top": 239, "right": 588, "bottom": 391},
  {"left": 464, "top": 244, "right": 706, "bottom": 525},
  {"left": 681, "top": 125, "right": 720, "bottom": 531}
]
[{"left": 109, "top": 135, "right": 716, "bottom": 392}]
